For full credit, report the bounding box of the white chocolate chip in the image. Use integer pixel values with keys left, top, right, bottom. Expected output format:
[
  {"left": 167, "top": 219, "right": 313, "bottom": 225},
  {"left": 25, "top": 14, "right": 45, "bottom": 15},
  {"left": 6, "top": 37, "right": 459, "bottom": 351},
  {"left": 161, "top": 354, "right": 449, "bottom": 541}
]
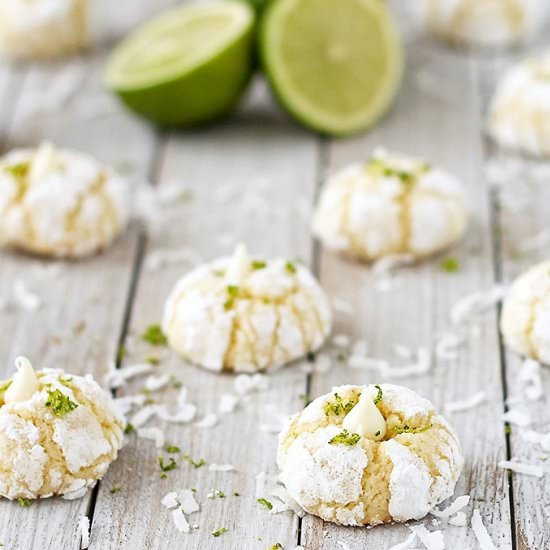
[
  {"left": 224, "top": 243, "right": 251, "bottom": 286},
  {"left": 28, "top": 142, "right": 59, "bottom": 185},
  {"left": 342, "top": 388, "right": 386, "bottom": 441},
  {"left": 4, "top": 356, "right": 40, "bottom": 403}
]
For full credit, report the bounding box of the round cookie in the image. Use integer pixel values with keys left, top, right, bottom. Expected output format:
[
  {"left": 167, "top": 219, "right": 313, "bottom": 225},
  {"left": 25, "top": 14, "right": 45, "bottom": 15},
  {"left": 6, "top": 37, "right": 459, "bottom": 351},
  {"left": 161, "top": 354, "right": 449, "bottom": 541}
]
[
  {"left": 0, "top": 142, "right": 130, "bottom": 258},
  {"left": 501, "top": 261, "right": 550, "bottom": 364},
  {"left": 487, "top": 52, "right": 550, "bottom": 157},
  {"left": 312, "top": 150, "right": 467, "bottom": 262},
  {"left": 0, "top": 0, "right": 88, "bottom": 61},
  {"left": 0, "top": 357, "right": 124, "bottom": 501},
  {"left": 162, "top": 244, "right": 332, "bottom": 373},
  {"left": 414, "top": 0, "right": 548, "bottom": 48},
  {"left": 278, "top": 384, "right": 464, "bottom": 526}
]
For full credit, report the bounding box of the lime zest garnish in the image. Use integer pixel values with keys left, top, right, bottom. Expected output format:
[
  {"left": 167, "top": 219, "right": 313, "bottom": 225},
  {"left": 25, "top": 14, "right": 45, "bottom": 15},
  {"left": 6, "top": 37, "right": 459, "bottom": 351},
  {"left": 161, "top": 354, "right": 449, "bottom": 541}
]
[
  {"left": 142, "top": 324, "right": 168, "bottom": 346},
  {"left": 257, "top": 497, "right": 273, "bottom": 510},
  {"left": 45, "top": 389, "right": 78, "bottom": 417},
  {"left": 328, "top": 429, "right": 361, "bottom": 446}
]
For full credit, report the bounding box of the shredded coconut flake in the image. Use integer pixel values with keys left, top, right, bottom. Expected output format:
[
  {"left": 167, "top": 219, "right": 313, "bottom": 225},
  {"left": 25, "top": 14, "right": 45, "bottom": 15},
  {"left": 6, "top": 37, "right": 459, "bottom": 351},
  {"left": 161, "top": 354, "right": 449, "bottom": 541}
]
[
  {"left": 451, "top": 285, "right": 505, "bottom": 325},
  {"left": 431, "top": 494, "right": 470, "bottom": 518},
  {"left": 78, "top": 515, "right": 90, "bottom": 549},
  {"left": 408, "top": 524, "right": 444, "bottom": 550},
  {"left": 471, "top": 509, "right": 497, "bottom": 550},
  {"left": 394, "top": 344, "right": 413, "bottom": 359},
  {"left": 498, "top": 460, "right": 544, "bottom": 477},
  {"left": 144, "top": 374, "right": 170, "bottom": 392},
  {"left": 436, "top": 333, "right": 466, "bottom": 359},
  {"left": 372, "top": 254, "right": 415, "bottom": 275},
  {"left": 218, "top": 393, "right": 239, "bottom": 414},
  {"left": 130, "top": 405, "right": 157, "bottom": 428},
  {"left": 155, "top": 403, "right": 197, "bottom": 424},
  {"left": 502, "top": 409, "right": 531, "bottom": 427},
  {"left": 195, "top": 413, "right": 219, "bottom": 428},
  {"left": 171, "top": 507, "right": 190, "bottom": 533},
  {"left": 444, "top": 393, "right": 486, "bottom": 414},
  {"left": 387, "top": 532, "right": 418, "bottom": 550},
  {"left": 145, "top": 247, "right": 203, "bottom": 272},
  {"left": 137, "top": 427, "right": 165, "bottom": 448},
  {"left": 234, "top": 374, "right": 269, "bottom": 395},
  {"left": 449, "top": 511, "right": 467, "bottom": 527},
  {"left": 178, "top": 489, "right": 200, "bottom": 514},
  {"left": 161, "top": 492, "right": 179, "bottom": 509},
  {"left": 385, "top": 347, "right": 431, "bottom": 378},
  {"left": 63, "top": 486, "right": 88, "bottom": 500},
  {"left": 520, "top": 430, "right": 550, "bottom": 452},
  {"left": 13, "top": 281, "right": 42, "bottom": 311},
  {"left": 332, "top": 334, "right": 351, "bottom": 348},
  {"left": 105, "top": 363, "right": 153, "bottom": 389},
  {"left": 113, "top": 394, "right": 147, "bottom": 416},
  {"left": 209, "top": 464, "right": 236, "bottom": 472}
]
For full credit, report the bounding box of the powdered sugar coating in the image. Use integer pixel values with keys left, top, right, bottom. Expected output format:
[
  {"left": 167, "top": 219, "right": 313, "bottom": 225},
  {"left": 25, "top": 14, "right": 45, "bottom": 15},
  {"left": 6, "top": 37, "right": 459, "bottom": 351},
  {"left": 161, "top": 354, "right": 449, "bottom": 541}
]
[
  {"left": 0, "top": 368, "right": 124, "bottom": 500},
  {"left": 414, "top": 0, "right": 548, "bottom": 48},
  {"left": 0, "top": 145, "right": 130, "bottom": 258},
  {"left": 312, "top": 151, "right": 467, "bottom": 262},
  {"left": 488, "top": 52, "right": 550, "bottom": 157},
  {"left": 162, "top": 255, "right": 332, "bottom": 372},
  {"left": 278, "top": 384, "right": 463, "bottom": 526},
  {"left": 0, "top": 0, "right": 88, "bottom": 60},
  {"left": 501, "top": 261, "right": 550, "bottom": 364}
]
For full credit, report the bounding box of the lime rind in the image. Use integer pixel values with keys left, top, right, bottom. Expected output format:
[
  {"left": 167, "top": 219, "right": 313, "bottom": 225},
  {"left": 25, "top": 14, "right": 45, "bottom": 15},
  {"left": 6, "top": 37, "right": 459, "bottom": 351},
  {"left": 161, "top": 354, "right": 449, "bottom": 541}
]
[
  {"left": 105, "top": 1, "right": 254, "bottom": 127},
  {"left": 261, "top": 0, "right": 403, "bottom": 136},
  {"left": 106, "top": 2, "right": 254, "bottom": 91}
]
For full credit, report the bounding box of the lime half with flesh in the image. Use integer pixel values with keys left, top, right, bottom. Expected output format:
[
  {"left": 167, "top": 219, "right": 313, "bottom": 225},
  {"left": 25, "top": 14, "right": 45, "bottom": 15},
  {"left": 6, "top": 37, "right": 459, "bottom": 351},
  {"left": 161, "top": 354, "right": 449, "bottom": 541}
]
[
  {"left": 106, "top": 2, "right": 255, "bottom": 127},
  {"left": 261, "top": 0, "right": 403, "bottom": 136}
]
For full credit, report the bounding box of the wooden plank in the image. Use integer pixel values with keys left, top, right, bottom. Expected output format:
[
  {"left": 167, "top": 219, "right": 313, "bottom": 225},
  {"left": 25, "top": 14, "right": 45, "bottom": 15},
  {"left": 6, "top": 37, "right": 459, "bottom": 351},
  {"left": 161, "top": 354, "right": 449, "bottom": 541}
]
[
  {"left": 479, "top": 48, "right": 550, "bottom": 549},
  {"left": 301, "top": 44, "right": 513, "bottom": 549},
  {"left": 0, "top": 53, "right": 157, "bottom": 549},
  {"left": 89, "top": 79, "right": 320, "bottom": 550}
]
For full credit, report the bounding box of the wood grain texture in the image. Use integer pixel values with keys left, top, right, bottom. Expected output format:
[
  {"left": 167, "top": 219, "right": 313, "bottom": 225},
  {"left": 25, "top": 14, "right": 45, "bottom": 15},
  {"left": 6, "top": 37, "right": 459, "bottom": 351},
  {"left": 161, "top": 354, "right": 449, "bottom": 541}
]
[
  {"left": 0, "top": 53, "right": 156, "bottom": 550},
  {"left": 89, "top": 79, "right": 320, "bottom": 550},
  {"left": 1, "top": 1, "right": 550, "bottom": 548},
  {"left": 477, "top": 47, "right": 550, "bottom": 550},
  {"left": 301, "top": 43, "right": 513, "bottom": 550}
]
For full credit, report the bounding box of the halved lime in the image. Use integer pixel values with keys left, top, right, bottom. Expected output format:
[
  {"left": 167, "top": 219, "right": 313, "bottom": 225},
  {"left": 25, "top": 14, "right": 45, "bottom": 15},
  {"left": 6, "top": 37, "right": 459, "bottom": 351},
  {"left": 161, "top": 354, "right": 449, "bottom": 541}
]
[
  {"left": 106, "top": 2, "right": 255, "bottom": 127},
  {"left": 261, "top": 0, "right": 403, "bottom": 136}
]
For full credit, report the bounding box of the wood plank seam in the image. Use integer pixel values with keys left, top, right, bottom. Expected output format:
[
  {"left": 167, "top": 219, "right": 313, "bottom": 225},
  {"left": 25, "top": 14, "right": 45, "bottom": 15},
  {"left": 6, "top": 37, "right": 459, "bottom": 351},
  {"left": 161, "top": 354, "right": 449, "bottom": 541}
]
[
  {"left": 477, "top": 54, "right": 519, "bottom": 550},
  {"left": 83, "top": 135, "right": 168, "bottom": 548}
]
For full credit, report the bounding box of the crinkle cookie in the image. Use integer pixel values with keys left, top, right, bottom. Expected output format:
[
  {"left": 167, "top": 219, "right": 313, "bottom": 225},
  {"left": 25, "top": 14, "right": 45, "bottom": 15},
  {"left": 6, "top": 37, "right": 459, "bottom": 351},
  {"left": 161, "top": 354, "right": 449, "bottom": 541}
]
[
  {"left": 0, "top": 357, "right": 124, "bottom": 501},
  {"left": 278, "top": 384, "right": 464, "bottom": 526},
  {"left": 487, "top": 52, "right": 550, "bottom": 157},
  {"left": 414, "top": 0, "right": 548, "bottom": 48},
  {"left": 163, "top": 244, "right": 332, "bottom": 373},
  {"left": 501, "top": 261, "right": 550, "bottom": 364},
  {"left": 0, "top": 0, "right": 88, "bottom": 61},
  {"left": 0, "top": 142, "right": 130, "bottom": 258},
  {"left": 312, "top": 150, "right": 467, "bottom": 262}
]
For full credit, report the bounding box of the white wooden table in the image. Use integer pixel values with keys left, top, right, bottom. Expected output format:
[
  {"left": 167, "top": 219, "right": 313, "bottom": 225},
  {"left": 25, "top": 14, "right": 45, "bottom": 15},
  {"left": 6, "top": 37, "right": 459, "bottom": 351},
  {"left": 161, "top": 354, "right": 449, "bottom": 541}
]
[{"left": 1, "top": 2, "right": 549, "bottom": 549}]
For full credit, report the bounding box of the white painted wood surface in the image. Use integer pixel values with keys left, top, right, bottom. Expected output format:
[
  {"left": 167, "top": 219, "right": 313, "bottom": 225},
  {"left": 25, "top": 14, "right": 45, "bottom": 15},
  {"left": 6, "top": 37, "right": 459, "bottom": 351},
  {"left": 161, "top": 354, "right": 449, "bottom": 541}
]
[{"left": 0, "top": 3, "right": 549, "bottom": 550}]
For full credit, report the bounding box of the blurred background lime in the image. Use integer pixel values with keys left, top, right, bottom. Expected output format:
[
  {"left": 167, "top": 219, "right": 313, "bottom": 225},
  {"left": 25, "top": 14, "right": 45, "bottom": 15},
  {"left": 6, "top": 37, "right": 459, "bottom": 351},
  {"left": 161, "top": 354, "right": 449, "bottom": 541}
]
[
  {"left": 105, "top": 0, "right": 404, "bottom": 136},
  {"left": 105, "top": 2, "right": 255, "bottom": 127},
  {"left": 260, "top": 0, "right": 403, "bottom": 136}
]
